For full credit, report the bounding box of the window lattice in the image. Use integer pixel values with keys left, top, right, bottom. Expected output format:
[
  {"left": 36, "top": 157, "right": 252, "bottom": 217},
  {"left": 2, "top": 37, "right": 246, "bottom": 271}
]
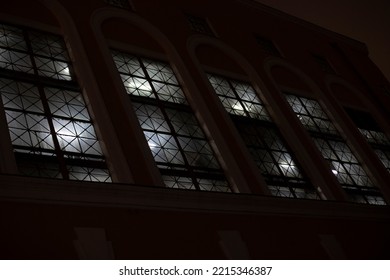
[
  {"left": 112, "top": 50, "right": 230, "bottom": 192},
  {"left": 0, "top": 23, "right": 111, "bottom": 182},
  {"left": 207, "top": 74, "right": 320, "bottom": 199},
  {"left": 185, "top": 14, "right": 214, "bottom": 36},
  {"left": 0, "top": 24, "right": 72, "bottom": 80},
  {"left": 285, "top": 94, "right": 385, "bottom": 205},
  {"left": 345, "top": 107, "right": 390, "bottom": 173}
]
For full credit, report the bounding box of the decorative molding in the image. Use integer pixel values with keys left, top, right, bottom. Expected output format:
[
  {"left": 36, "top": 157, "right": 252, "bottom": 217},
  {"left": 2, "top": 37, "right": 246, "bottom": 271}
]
[{"left": 0, "top": 174, "right": 389, "bottom": 221}]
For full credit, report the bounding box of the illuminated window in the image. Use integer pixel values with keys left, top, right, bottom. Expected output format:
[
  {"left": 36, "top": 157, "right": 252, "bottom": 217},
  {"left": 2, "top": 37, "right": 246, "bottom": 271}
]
[
  {"left": 285, "top": 94, "right": 385, "bottom": 205},
  {"left": 112, "top": 50, "right": 230, "bottom": 192},
  {"left": 345, "top": 107, "right": 390, "bottom": 173},
  {"left": 0, "top": 23, "right": 111, "bottom": 182},
  {"left": 207, "top": 74, "right": 320, "bottom": 199}
]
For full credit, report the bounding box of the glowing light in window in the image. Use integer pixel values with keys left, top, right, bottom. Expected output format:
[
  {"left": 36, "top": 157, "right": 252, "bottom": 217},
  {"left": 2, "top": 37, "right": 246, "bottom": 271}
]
[
  {"left": 127, "top": 80, "right": 152, "bottom": 92},
  {"left": 148, "top": 141, "right": 158, "bottom": 149},
  {"left": 232, "top": 103, "right": 244, "bottom": 111},
  {"left": 279, "top": 162, "right": 291, "bottom": 170},
  {"left": 61, "top": 67, "right": 69, "bottom": 76},
  {"left": 332, "top": 169, "right": 338, "bottom": 175}
]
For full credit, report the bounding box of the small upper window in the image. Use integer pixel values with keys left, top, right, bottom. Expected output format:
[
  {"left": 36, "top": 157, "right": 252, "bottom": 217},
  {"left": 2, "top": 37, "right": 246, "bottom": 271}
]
[
  {"left": 104, "top": 0, "right": 132, "bottom": 10},
  {"left": 312, "top": 54, "right": 335, "bottom": 74},
  {"left": 185, "top": 13, "right": 215, "bottom": 36},
  {"left": 255, "top": 35, "right": 280, "bottom": 56}
]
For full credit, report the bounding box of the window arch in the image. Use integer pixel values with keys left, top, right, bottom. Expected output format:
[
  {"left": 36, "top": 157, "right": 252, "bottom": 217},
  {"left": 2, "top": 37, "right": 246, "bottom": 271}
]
[{"left": 0, "top": 22, "right": 111, "bottom": 182}]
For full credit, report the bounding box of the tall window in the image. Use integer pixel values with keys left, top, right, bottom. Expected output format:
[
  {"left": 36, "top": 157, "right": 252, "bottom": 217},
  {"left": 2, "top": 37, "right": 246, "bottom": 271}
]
[
  {"left": 285, "top": 94, "right": 385, "bottom": 205},
  {"left": 0, "top": 23, "right": 111, "bottom": 182},
  {"left": 345, "top": 107, "right": 390, "bottom": 173},
  {"left": 111, "top": 50, "right": 230, "bottom": 192},
  {"left": 207, "top": 74, "right": 320, "bottom": 199}
]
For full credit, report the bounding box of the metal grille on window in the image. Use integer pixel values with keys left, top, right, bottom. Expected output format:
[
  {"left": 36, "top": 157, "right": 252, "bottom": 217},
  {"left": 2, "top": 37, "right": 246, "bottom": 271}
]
[
  {"left": 185, "top": 14, "right": 215, "bottom": 37},
  {"left": 207, "top": 73, "right": 320, "bottom": 199},
  {"left": 345, "top": 107, "right": 390, "bottom": 173},
  {"left": 0, "top": 23, "right": 111, "bottom": 182},
  {"left": 112, "top": 50, "right": 230, "bottom": 192},
  {"left": 285, "top": 94, "right": 385, "bottom": 205}
]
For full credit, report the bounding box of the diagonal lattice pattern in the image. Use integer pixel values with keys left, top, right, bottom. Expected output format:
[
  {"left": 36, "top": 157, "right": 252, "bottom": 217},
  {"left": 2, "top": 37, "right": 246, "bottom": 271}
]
[
  {"left": 0, "top": 48, "right": 33, "bottom": 73},
  {"left": 45, "top": 87, "right": 90, "bottom": 121},
  {"left": 0, "top": 24, "right": 72, "bottom": 81},
  {"left": 207, "top": 73, "right": 317, "bottom": 199},
  {"left": 284, "top": 93, "right": 385, "bottom": 205},
  {"left": 0, "top": 23, "right": 110, "bottom": 182},
  {"left": 112, "top": 51, "right": 187, "bottom": 104},
  {"left": 112, "top": 50, "right": 230, "bottom": 191},
  {"left": 375, "top": 149, "right": 390, "bottom": 171},
  {"left": 285, "top": 94, "right": 338, "bottom": 135},
  {"left": 207, "top": 74, "right": 270, "bottom": 121}
]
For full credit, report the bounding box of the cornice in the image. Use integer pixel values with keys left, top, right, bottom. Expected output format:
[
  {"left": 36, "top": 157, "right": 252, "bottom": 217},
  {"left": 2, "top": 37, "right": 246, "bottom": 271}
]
[{"left": 0, "top": 174, "right": 389, "bottom": 221}]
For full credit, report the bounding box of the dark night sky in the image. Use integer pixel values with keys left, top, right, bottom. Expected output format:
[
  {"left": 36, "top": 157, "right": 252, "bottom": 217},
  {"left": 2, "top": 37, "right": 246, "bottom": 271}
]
[{"left": 255, "top": 0, "right": 390, "bottom": 82}]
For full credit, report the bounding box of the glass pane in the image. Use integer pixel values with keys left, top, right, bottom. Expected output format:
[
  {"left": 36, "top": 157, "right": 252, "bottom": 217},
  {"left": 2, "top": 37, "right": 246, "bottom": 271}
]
[
  {"left": 0, "top": 48, "right": 33, "bottom": 73},
  {"left": 143, "top": 131, "right": 184, "bottom": 165},
  {"left": 112, "top": 51, "right": 144, "bottom": 77},
  {"left": 29, "top": 32, "right": 68, "bottom": 60},
  {"left": 68, "top": 165, "right": 112, "bottom": 182},
  {"left": 121, "top": 74, "right": 154, "bottom": 98},
  {"left": 133, "top": 103, "right": 171, "bottom": 133},
  {"left": 178, "top": 136, "right": 219, "bottom": 169},
  {"left": 35, "top": 56, "right": 72, "bottom": 80},
  {"left": 375, "top": 149, "right": 390, "bottom": 170},
  {"left": 143, "top": 59, "right": 179, "bottom": 84},
  {"left": 152, "top": 81, "right": 187, "bottom": 104},
  {"left": 0, "top": 24, "right": 27, "bottom": 50},
  {"left": 207, "top": 74, "right": 236, "bottom": 97},
  {"left": 165, "top": 109, "right": 204, "bottom": 138},
  {"left": 197, "top": 178, "right": 231, "bottom": 192},
  {"left": 162, "top": 175, "right": 196, "bottom": 190},
  {"left": 6, "top": 111, "right": 54, "bottom": 149},
  {"left": 45, "top": 87, "right": 90, "bottom": 121},
  {"left": 0, "top": 79, "right": 43, "bottom": 113}
]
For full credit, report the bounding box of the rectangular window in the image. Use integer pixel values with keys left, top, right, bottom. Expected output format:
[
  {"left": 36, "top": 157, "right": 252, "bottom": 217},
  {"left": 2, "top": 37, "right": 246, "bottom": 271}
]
[
  {"left": 285, "top": 94, "right": 385, "bottom": 205},
  {"left": 0, "top": 23, "right": 111, "bottom": 182},
  {"left": 208, "top": 73, "right": 320, "bottom": 199},
  {"left": 112, "top": 50, "right": 230, "bottom": 192}
]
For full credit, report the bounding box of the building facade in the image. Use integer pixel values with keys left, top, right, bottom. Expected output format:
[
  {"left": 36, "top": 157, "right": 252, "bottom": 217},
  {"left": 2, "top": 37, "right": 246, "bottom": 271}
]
[{"left": 0, "top": 0, "right": 389, "bottom": 259}]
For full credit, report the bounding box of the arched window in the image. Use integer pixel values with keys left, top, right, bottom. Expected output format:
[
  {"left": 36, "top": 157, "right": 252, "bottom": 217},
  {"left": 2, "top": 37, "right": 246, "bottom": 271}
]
[
  {"left": 207, "top": 73, "right": 320, "bottom": 199},
  {"left": 284, "top": 94, "right": 385, "bottom": 205},
  {"left": 111, "top": 50, "right": 231, "bottom": 191},
  {"left": 0, "top": 22, "right": 111, "bottom": 182}
]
